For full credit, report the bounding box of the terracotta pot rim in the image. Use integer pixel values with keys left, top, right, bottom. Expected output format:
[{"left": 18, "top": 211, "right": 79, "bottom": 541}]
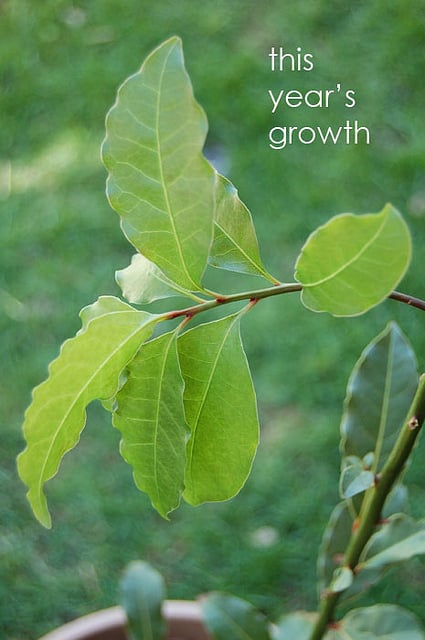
[{"left": 38, "top": 600, "right": 205, "bottom": 640}]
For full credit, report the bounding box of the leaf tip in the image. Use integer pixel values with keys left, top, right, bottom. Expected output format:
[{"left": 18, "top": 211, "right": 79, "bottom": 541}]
[
  {"left": 16, "top": 448, "right": 50, "bottom": 528},
  {"left": 28, "top": 487, "right": 52, "bottom": 529}
]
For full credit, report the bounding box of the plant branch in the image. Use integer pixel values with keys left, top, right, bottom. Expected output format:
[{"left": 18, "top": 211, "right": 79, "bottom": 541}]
[
  {"left": 163, "top": 283, "right": 425, "bottom": 325},
  {"left": 389, "top": 290, "right": 425, "bottom": 312},
  {"left": 308, "top": 374, "right": 425, "bottom": 640},
  {"left": 165, "top": 282, "right": 303, "bottom": 320}
]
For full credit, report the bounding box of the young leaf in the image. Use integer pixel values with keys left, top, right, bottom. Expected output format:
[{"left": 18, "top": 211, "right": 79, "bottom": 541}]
[
  {"left": 295, "top": 204, "right": 411, "bottom": 316},
  {"left": 201, "top": 592, "right": 271, "bottom": 640},
  {"left": 339, "top": 457, "right": 375, "bottom": 499},
  {"left": 330, "top": 604, "right": 425, "bottom": 639},
  {"left": 17, "top": 296, "right": 158, "bottom": 528},
  {"left": 102, "top": 36, "right": 215, "bottom": 291},
  {"left": 116, "top": 253, "right": 201, "bottom": 305},
  {"left": 328, "top": 566, "right": 353, "bottom": 594},
  {"left": 113, "top": 331, "right": 189, "bottom": 518},
  {"left": 178, "top": 314, "right": 259, "bottom": 505},
  {"left": 210, "top": 174, "right": 277, "bottom": 283},
  {"left": 340, "top": 322, "right": 418, "bottom": 472},
  {"left": 120, "top": 561, "right": 166, "bottom": 640},
  {"left": 361, "top": 514, "right": 425, "bottom": 570}
]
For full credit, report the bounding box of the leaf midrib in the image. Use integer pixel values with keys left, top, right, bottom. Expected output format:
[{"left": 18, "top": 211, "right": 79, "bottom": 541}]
[
  {"left": 34, "top": 311, "right": 154, "bottom": 509},
  {"left": 214, "top": 219, "right": 268, "bottom": 278},
  {"left": 186, "top": 316, "right": 237, "bottom": 486},
  {"left": 152, "top": 333, "right": 174, "bottom": 502},
  {"left": 305, "top": 213, "right": 387, "bottom": 287},
  {"left": 373, "top": 332, "right": 394, "bottom": 473},
  {"left": 155, "top": 42, "right": 198, "bottom": 291}
]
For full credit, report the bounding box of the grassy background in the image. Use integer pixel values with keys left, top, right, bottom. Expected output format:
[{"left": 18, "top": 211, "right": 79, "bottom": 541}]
[{"left": 2, "top": 0, "right": 425, "bottom": 637}]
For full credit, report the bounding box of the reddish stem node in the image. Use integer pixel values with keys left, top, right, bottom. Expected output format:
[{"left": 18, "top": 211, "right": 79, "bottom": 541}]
[
  {"left": 166, "top": 310, "right": 184, "bottom": 320},
  {"left": 328, "top": 621, "right": 341, "bottom": 630}
]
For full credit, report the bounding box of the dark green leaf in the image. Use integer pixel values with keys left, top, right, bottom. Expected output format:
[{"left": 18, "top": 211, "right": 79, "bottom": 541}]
[
  {"left": 201, "top": 592, "right": 271, "bottom": 640},
  {"left": 120, "top": 561, "right": 166, "bottom": 640},
  {"left": 295, "top": 204, "right": 411, "bottom": 316},
  {"left": 178, "top": 314, "right": 259, "bottom": 505},
  {"left": 17, "top": 297, "right": 158, "bottom": 527},
  {"left": 113, "top": 331, "right": 189, "bottom": 518},
  {"left": 340, "top": 322, "right": 418, "bottom": 472},
  {"left": 102, "top": 37, "right": 215, "bottom": 291},
  {"left": 335, "top": 498, "right": 416, "bottom": 605},
  {"left": 318, "top": 502, "right": 384, "bottom": 604},
  {"left": 273, "top": 612, "right": 316, "bottom": 640},
  {"left": 361, "top": 514, "right": 425, "bottom": 570},
  {"left": 317, "top": 502, "right": 353, "bottom": 595},
  {"left": 330, "top": 604, "right": 425, "bottom": 639},
  {"left": 382, "top": 484, "right": 409, "bottom": 519}
]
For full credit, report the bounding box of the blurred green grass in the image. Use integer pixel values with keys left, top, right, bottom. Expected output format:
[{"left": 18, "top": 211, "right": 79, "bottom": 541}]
[{"left": 2, "top": 0, "right": 425, "bottom": 637}]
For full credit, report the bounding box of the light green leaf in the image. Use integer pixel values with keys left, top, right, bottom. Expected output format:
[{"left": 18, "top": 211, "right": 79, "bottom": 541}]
[
  {"left": 116, "top": 253, "right": 199, "bottom": 305},
  {"left": 361, "top": 514, "right": 425, "bottom": 570},
  {"left": 329, "top": 604, "right": 425, "bottom": 639},
  {"left": 102, "top": 36, "right": 215, "bottom": 291},
  {"left": 17, "top": 296, "right": 158, "bottom": 528},
  {"left": 273, "top": 612, "right": 317, "bottom": 640},
  {"left": 340, "top": 322, "right": 418, "bottom": 472},
  {"left": 201, "top": 593, "right": 271, "bottom": 640},
  {"left": 210, "top": 174, "right": 277, "bottom": 283},
  {"left": 295, "top": 204, "right": 411, "bottom": 316},
  {"left": 178, "top": 314, "right": 259, "bottom": 505},
  {"left": 120, "top": 561, "right": 166, "bottom": 640},
  {"left": 113, "top": 331, "right": 189, "bottom": 517}
]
